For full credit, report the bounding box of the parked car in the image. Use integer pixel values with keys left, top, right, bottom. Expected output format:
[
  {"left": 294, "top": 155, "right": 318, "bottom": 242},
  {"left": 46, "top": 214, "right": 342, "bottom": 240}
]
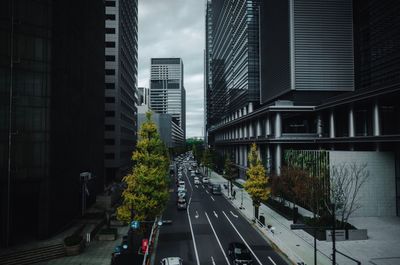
[
  {"left": 202, "top": 177, "right": 209, "bottom": 184},
  {"left": 161, "top": 257, "right": 183, "bottom": 265},
  {"left": 194, "top": 176, "right": 200, "bottom": 185},
  {"left": 178, "top": 180, "right": 185, "bottom": 188},
  {"left": 228, "top": 242, "right": 253, "bottom": 265}
]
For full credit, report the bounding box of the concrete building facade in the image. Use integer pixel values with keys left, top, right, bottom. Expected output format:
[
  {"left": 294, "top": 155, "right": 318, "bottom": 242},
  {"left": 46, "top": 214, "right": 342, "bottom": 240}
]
[
  {"left": 104, "top": 0, "right": 138, "bottom": 182},
  {"left": 150, "top": 58, "right": 186, "bottom": 139}
]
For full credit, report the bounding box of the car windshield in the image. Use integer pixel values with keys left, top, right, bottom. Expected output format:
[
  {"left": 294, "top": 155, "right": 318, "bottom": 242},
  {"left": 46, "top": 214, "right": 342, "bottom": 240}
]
[{"left": 234, "top": 247, "right": 250, "bottom": 255}]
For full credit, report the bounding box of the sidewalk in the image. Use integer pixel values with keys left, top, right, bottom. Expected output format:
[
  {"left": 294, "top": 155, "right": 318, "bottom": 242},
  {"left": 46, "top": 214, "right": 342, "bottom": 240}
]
[
  {"left": 37, "top": 226, "right": 129, "bottom": 265},
  {"left": 204, "top": 168, "right": 400, "bottom": 265}
]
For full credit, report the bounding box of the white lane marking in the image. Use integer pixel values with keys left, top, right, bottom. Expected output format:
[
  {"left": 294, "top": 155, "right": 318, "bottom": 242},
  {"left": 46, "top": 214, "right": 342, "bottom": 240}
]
[
  {"left": 268, "top": 256, "right": 277, "bottom": 265},
  {"left": 210, "top": 196, "right": 215, "bottom": 201},
  {"left": 213, "top": 211, "right": 218, "bottom": 218},
  {"left": 184, "top": 170, "right": 193, "bottom": 191},
  {"left": 211, "top": 256, "right": 216, "bottom": 265},
  {"left": 206, "top": 190, "right": 209, "bottom": 194},
  {"left": 195, "top": 211, "right": 199, "bottom": 219},
  {"left": 187, "top": 197, "right": 200, "bottom": 265},
  {"left": 202, "top": 185, "right": 205, "bottom": 189},
  {"left": 222, "top": 211, "right": 263, "bottom": 265},
  {"left": 205, "top": 212, "right": 231, "bottom": 265},
  {"left": 230, "top": 211, "right": 238, "bottom": 218}
]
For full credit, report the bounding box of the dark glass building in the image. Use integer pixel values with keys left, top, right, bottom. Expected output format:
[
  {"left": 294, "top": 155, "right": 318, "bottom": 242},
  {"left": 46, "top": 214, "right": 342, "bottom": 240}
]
[
  {"left": 0, "top": 0, "right": 105, "bottom": 246},
  {"left": 207, "top": 0, "right": 400, "bottom": 216},
  {"left": 205, "top": 0, "right": 260, "bottom": 140},
  {"left": 104, "top": 0, "right": 138, "bottom": 182}
]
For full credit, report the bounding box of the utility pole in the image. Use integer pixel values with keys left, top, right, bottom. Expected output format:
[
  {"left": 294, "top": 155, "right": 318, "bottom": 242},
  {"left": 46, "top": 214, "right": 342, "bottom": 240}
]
[{"left": 332, "top": 203, "right": 336, "bottom": 265}]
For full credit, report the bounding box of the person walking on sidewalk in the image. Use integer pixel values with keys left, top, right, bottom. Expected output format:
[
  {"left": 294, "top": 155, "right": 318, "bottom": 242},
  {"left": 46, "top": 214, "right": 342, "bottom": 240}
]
[{"left": 232, "top": 190, "right": 236, "bottom": 200}]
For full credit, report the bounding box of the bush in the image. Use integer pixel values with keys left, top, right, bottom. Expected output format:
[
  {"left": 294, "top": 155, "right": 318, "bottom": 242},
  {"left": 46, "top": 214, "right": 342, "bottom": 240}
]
[{"left": 64, "top": 235, "right": 83, "bottom": 246}]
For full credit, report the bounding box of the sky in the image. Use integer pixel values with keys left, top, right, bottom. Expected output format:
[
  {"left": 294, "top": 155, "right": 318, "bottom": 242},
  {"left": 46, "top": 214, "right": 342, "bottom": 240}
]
[{"left": 138, "top": 0, "right": 206, "bottom": 138}]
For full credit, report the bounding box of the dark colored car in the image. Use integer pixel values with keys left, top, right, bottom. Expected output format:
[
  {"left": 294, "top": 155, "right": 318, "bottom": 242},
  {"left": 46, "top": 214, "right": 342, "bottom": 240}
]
[
  {"left": 211, "top": 184, "right": 222, "bottom": 195},
  {"left": 228, "top": 242, "right": 253, "bottom": 265}
]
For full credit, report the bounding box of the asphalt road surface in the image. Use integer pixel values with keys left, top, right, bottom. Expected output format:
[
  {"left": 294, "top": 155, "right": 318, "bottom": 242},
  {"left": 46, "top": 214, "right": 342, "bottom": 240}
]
[{"left": 154, "top": 161, "right": 289, "bottom": 265}]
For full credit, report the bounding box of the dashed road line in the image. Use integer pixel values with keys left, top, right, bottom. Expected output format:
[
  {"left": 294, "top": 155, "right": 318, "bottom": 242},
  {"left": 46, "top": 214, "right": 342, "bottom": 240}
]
[
  {"left": 213, "top": 210, "right": 218, "bottom": 218},
  {"left": 222, "top": 211, "right": 263, "bottom": 265},
  {"left": 205, "top": 212, "right": 231, "bottom": 265},
  {"left": 268, "top": 256, "right": 277, "bottom": 265},
  {"left": 210, "top": 196, "right": 215, "bottom": 201},
  {"left": 230, "top": 211, "right": 238, "bottom": 218}
]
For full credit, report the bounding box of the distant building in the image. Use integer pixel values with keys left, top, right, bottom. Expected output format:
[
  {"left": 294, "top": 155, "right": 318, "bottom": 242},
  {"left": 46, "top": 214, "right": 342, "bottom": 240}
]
[
  {"left": 138, "top": 87, "right": 149, "bottom": 106},
  {"left": 137, "top": 112, "right": 184, "bottom": 148},
  {"left": 0, "top": 0, "right": 104, "bottom": 246},
  {"left": 150, "top": 58, "right": 186, "bottom": 139},
  {"left": 104, "top": 0, "right": 138, "bottom": 182}
]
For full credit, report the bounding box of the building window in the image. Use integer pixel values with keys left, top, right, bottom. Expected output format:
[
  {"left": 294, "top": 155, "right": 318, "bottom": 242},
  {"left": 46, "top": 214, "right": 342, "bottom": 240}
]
[
  {"left": 105, "top": 83, "right": 115, "bottom": 89},
  {"left": 105, "top": 1, "right": 116, "bottom": 7},
  {"left": 106, "top": 14, "right": 115, "bottom": 20},
  {"left": 105, "top": 41, "right": 116, "bottom": 48},
  {"left": 105, "top": 97, "right": 115, "bottom": 103},
  {"left": 105, "top": 69, "right": 115, "bottom": 75},
  {"left": 105, "top": 111, "right": 115, "bottom": 117},
  {"left": 105, "top": 124, "right": 115, "bottom": 131},
  {"left": 104, "top": 139, "right": 115, "bottom": 145},
  {"left": 106, "top": 55, "right": 115, "bottom": 61},
  {"left": 105, "top": 153, "right": 115, "bottom": 159},
  {"left": 106, "top": 28, "right": 116, "bottom": 34}
]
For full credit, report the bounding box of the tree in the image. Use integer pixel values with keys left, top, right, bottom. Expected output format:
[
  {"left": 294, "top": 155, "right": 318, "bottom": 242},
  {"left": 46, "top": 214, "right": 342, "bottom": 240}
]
[
  {"left": 325, "top": 162, "right": 369, "bottom": 228},
  {"left": 117, "top": 112, "right": 170, "bottom": 222},
  {"left": 244, "top": 143, "right": 271, "bottom": 220},
  {"left": 223, "top": 156, "right": 237, "bottom": 197},
  {"left": 202, "top": 148, "right": 213, "bottom": 177}
]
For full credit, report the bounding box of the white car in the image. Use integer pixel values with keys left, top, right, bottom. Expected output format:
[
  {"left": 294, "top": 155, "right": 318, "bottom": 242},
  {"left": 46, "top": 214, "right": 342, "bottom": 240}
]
[
  {"left": 178, "top": 180, "right": 185, "bottom": 187},
  {"left": 177, "top": 186, "right": 186, "bottom": 194},
  {"left": 161, "top": 257, "right": 183, "bottom": 265},
  {"left": 194, "top": 177, "right": 200, "bottom": 185},
  {"left": 202, "top": 177, "right": 209, "bottom": 184}
]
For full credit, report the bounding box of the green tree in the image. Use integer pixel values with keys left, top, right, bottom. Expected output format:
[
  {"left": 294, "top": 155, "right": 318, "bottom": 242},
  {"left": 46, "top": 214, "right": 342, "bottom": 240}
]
[
  {"left": 117, "top": 112, "right": 170, "bottom": 222},
  {"left": 223, "top": 156, "right": 237, "bottom": 197},
  {"left": 244, "top": 143, "right": 271, "bottom": 220},
  {"left": 202, "top": 148, "right": 213, "bottom": 177}
]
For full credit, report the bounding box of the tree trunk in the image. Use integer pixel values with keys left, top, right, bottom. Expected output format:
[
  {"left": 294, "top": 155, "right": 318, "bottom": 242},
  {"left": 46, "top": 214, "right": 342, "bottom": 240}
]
[
  {"left": 254, "top": 205, "right": 259, "bottom": 220},
  {"left": 230, "top": 181, "right": 233, "bottom": 196}
]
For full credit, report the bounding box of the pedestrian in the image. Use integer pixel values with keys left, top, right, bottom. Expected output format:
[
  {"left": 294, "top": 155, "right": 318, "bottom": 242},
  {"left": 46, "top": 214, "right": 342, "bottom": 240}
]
[{"left": 232, "top": 190, "right": 236, "bottom": 200}]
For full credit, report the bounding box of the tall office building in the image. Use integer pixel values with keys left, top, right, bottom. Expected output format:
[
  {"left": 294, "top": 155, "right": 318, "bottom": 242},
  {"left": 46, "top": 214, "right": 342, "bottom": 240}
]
[
  {"left": 150, "top": 58, "right": 186, "bottom": 139},
  {"left": 104, "top": 0, "right": 138, "bottom": 182},
  {"left": 0, "top": 0, "right": 104, "bottom": 246},
  {"left": 205, "top": 0, "right": 260, "bottom": 138},
  {"left": 138, "top": 87, "right": 149, "bottom": 106},
  {"left": 206, "top": 0, "right": 400, "bottom": 217}
]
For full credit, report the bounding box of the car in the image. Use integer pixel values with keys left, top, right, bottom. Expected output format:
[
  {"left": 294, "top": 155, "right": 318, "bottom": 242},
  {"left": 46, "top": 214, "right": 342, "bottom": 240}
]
[
  {"left": 178, "top": 180, "right": 185, "bottom": 188},
  {"left": 177, "top": 190, "right": 186, "bottom": 199},
  {"left": 190, "top": 171, "right": 196, "bottom": 177},
  {"left": 211, "top": 184, "right": 222, "bottom": 195},
  {"left": 194, "top": 176, "right": 200, "bottom": 185},
  {"left": 202, "top": 177, "right": 209, "bottom": 183},
  {"left": 177, "top": 186, "right": 186, "bottom": 194},
  {"left": 161, "top": 257, "right": 183, "bottom": 265},
  {"left": 228, "top": 242, "right": 253, "bottom": 265},
  {"left": 177, "top": 197, "right": 187, "bottom": 210}
]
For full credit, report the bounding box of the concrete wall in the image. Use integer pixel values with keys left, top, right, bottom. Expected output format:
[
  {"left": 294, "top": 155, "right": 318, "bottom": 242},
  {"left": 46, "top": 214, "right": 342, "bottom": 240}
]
[{"left": 329, "top": 151, "right": 396, "bottom": 217}]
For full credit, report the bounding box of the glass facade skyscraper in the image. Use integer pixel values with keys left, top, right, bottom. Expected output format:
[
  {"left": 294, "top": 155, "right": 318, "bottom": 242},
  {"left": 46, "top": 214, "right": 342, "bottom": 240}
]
[{"left": 0, "top": 0, "right": 104, "bottom": 246}]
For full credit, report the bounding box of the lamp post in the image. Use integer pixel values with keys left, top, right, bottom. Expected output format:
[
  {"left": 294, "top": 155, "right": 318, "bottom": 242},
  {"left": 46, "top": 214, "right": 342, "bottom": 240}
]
[{"left": 331, "top": 203, "right": 336, "bottom": 265}]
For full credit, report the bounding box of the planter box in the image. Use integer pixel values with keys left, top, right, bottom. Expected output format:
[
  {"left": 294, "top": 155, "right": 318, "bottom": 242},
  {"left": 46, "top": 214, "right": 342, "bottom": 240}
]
[
  {"left": 97, "top": 233, "right": 117, "bottom": 241},
  {"left": 348, "top": 229, "right": 368, "bottom": 240},
  {"left": 65, "top": 240, "right": 85, "bottom": 256},
  {"left": 110, "top": 220, "right": 125, "bottom": 226},
  {"left": 326, "top": 230, "right": 346, "bottom": 241}
]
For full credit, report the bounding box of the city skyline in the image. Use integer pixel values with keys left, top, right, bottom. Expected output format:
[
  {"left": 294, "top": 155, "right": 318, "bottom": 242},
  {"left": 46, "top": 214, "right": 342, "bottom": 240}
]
[{"left": 138, "top": 0, "right": 205, "bottom": 138}]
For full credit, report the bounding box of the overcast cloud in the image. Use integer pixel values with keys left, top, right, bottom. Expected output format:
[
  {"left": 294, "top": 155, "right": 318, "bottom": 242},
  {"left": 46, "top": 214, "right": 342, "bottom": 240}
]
[{"left": 138, "top": 0, "right": 205, "bottom": 138}]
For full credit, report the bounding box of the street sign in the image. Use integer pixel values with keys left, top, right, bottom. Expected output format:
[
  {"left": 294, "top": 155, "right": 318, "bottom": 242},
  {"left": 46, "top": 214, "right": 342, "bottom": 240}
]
[{"left": 130, "top": 220, "right": 140, "bottom": 229}]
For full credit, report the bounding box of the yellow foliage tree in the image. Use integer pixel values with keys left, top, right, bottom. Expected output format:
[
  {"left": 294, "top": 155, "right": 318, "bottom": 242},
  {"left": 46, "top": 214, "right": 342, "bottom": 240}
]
[
  {"left": 117, "top": 112, "right": 169, "bottom": 223},
  {"left": 244, "top": 143, "right": 271, "bottom": 220}
]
